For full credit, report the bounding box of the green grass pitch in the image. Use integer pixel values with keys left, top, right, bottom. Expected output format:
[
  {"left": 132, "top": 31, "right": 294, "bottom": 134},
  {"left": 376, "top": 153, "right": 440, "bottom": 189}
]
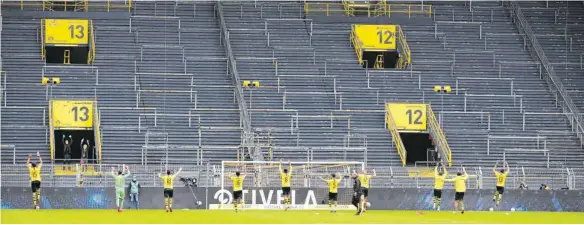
[{"left": 2, "top": 209, "right": 584, "bottom": 224}]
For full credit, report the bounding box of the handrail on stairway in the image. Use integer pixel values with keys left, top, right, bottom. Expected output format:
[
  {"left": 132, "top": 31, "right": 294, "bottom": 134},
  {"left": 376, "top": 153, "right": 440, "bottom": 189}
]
[
  {"left": 507, "top": 2, "right": 584, "bottom": 147},
  {"left": 216, "top": 2, "right": 259, "bottom": 161}
]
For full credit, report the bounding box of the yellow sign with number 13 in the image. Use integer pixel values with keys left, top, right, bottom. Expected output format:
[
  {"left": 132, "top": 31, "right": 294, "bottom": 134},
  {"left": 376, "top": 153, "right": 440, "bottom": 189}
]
[
  {"left": 52, "top": 100, "right": 94, "bottom": 128},
  {"left": 44, "top": 19, "right": 89, "bottom": 45}
]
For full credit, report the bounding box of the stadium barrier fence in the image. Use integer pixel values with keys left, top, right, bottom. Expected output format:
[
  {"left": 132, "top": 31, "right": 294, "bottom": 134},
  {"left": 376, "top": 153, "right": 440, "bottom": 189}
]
[
  {"left": 1, "top": 187, "right": 583, "bottom": 211},
  {"left": 0, "top": 164, "right": 576, "bottom": 190}
]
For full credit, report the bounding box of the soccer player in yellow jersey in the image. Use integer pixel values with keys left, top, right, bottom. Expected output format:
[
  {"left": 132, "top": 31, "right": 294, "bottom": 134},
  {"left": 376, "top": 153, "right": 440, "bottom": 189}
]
[
  {"left": 27, "top": 152, "right": 43, "bottom": 209},
  {"left": 158, "top": 168, "right": 182, "bottom": 212},
  {"left": 230, "top": 165, "right": 246, "bottom": 212},
  {"left": 279, "top": 160, "right": 292, "bottom": 210},
  {"left": 319, "top": 173, "right": 342, "bottom": 213},
  {"left": 355, "top": 169, "right": 376, "bottom": 212},
  {"left": 445, "top": 168, "right": 468, "bottom": 214},
  {"left": 493, "top": 161, "right": 510, "bottom": 208},
  {"left": 433, "top": 163, "right": 447, "bottom": 211}
]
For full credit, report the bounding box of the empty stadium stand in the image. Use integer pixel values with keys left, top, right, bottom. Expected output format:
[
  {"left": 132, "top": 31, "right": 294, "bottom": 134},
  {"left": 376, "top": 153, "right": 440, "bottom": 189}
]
[{"left": 1, "top": 0, "right": 584, "bottom": 171}]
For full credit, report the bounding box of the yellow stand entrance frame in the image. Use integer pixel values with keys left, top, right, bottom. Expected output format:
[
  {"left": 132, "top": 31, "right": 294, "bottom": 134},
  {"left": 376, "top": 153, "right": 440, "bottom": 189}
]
[{"left": 49, "top": 100, "right": 102, "bottom": 175}]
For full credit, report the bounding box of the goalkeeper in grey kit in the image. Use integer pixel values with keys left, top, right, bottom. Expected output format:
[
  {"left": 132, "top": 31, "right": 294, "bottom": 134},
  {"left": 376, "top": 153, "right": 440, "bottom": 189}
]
[{"left": 351, "top": 173, "right": 364, "bottom": 215}]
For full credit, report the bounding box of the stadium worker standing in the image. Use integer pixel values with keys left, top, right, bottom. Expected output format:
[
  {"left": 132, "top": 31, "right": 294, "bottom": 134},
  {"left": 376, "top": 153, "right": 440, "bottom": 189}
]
[
  {"left": 279, "top": 160, "right": 293, "bottom": 210},
  {"left": 111, "top": 165, "right": 131, "bottom": 212},
  {"left": 433, "top": 163, "right": 448, "bottom": 211},
  {"left": 355, "top": 169, "right": 376, "bottom": 212},
  {"left": 445, "top": 168, "right": 468, "bottom": 214},
  {"left": 62, "top": 134, "right": 73, "bottom": 165},
  {"left": 319, "top": 173, "right": 342, "bottom": 213},
  {"left": 158, "top": 168, "right": 182, "bottom": 212},
  {"left": 493, "top": 161, "right": 510, "bottom": 208},
  {"left": 27, "top": 152, "right": 43, "bottom": 209},
  {"left": 128, "top": 176, "right": 141, "bottom": 209},
  {"left": 230, "top": 165, "right": 246, "bottom": 212}
]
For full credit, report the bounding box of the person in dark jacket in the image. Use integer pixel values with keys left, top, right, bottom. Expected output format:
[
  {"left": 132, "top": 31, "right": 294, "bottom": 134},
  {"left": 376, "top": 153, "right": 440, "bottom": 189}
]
[
  {"left": 351, "top": 173, "right": 363, "bottom": 215},
  {"left": 62, "top": 135, "right": 73, "bottom": 165},
  {"left": 80, "top": 138, "right": 91, "bottom": 164}
]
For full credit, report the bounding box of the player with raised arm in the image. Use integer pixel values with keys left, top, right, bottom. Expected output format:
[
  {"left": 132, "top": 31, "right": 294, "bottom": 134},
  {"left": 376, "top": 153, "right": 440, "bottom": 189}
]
[
  {"left": 27, "top": 152, "right": 43, "bottom": 209},
  {"left": 229, "top": 165, "right": 246, "bottom": 212},
  {"left": 319, "top": 173, "right": 342, "bottom": 213},
  {"left": 279, "top": 160, "right": 293, "bottom": 210},
  {"left": 493, "top": 161, "right": 510, "bottom": 209},
  {"left": 355, "top": 168, "right": 376, "bottom": 212},
  {"left": 111, "top": 165, "right": 131, "bottom": 212},
  {"left": 433, "top": 163, "right": 447, "bottom": 211},
  {"left": 445, "top": 168, "right": 468, "bottom": 214},
  {"left": 158, "top": 168, "right": 182, "bottom": 212}
]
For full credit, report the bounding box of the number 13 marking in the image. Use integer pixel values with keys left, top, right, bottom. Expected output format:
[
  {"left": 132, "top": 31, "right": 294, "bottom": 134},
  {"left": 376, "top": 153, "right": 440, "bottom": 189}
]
[
  {"left": 71, "top": 106, "right": 89, "bottom": 122},
  {"left": 68, "top": 25, "right": 85, "bottom": 39}
]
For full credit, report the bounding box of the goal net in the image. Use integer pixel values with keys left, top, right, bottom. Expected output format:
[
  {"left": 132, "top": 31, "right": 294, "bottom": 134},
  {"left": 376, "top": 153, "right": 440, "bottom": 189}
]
[{"left": 212, "top": 161, "right": 365, "bottom": 210}]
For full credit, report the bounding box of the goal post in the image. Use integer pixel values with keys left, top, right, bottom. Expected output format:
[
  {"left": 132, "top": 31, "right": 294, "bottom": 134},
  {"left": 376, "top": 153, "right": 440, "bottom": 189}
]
[{"left": 212, "top": 161, "right": 365, "bottom": 210}]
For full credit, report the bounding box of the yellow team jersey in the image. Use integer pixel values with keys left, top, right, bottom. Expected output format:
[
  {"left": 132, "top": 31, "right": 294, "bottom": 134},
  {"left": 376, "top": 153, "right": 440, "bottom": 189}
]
[
  {"left": 280, "top": 172, "right": 292, "bottom": 187},
  {"left": 495, "top": 172, "right": 508, "bottom": 187},
  {"left": 358, "top": 174, "right": 372, "bottom": 188},
  {"left": 161, "top": 175, "right": 176, "bottom": 189},
  {"left": 453, "top": 175, "right": 468, "bottom": 192},
  {"left": 434, "top": 168, "right": 447, "bottom": 190},
  {"left": 326, "top": 178, "right": 341, "bottom": 193},
  {"left": 231, "top": 175, "right": 246, "bottom": 191},
  {"left": 28, "top": 166, "right": 41, "bottom": 181}
]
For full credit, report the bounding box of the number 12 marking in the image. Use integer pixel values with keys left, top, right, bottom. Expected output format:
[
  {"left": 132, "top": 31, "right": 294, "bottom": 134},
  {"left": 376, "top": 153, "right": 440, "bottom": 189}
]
[
  {"left": 377, "top": 29, "right": 394, "bottom": 45},
  {"left": 406, "top": 109, "right": 423, "bottom": 125}
]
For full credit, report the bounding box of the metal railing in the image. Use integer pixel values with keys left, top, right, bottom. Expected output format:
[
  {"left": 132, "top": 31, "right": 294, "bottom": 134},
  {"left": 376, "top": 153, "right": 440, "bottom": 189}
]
[
  {"left": 304, "top": 1, "right": 431, "bottom": 18},
  {"left": 93, "top": 101, "right": 102, "bottom": 163},
  {"left": 2, "top": 0, "right": 132, "bottom": 12},
  {"left": 217, "top": 3, "right": 257, "bottom": 160},
  {"left": 455, "top": 77, "right": 515, "bottom": 95},
  {"left": 396, "top": 25, "right": 411, "bottom": 69},
  {"left": 504, "top": 148, "right": 550, "bottom": 168},
  {"left": 427, "top": 105, "right": 452, "bottom": 166},
  {"left": 487, "top": 135, "right": 547, "bottom": 155},
  {"left": 384, "top": 104, "right": 406, "bottom": 166},
  {"left": 40, "top": 19, "right": 44, "bottom": 61},
  {"left": 522, "top": 112, "right": 574, "bottom": 131},
  {"left": 508, "top": 2, "right": 584, "bottom": 147},
  {"left": 87, "top": 20, "right": 96, "bottom": 64},
  {"left": 463, "top": 93, "right": 523, "bottom": 113},
  {"left": 438, "top": 111, "right": 491, "bottom": 131}
]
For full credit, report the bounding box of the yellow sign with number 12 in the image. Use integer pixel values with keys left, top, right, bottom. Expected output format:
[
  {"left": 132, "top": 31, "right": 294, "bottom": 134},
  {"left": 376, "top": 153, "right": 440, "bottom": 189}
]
[
  {"left": 44, "top": 19, "right": 89, "bottom": 45},
  {"left": 52, "top": 100, "right": 94, "bottom": 128},
  {"left": 354, "top": 25, "right": 396, "bottom": 50},
  {"left": 388, "top": 103, "right": 427, "bottom": 131}
]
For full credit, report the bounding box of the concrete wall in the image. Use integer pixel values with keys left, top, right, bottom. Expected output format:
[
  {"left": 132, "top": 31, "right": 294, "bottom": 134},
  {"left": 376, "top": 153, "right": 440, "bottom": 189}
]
[{"left": 2, "top": 187, "right": 584, "bottom": 211}]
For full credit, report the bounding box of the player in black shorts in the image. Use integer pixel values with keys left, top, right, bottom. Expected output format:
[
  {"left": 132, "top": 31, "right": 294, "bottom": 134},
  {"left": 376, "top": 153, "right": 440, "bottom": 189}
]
[
  {"left": 320, "top": 173, "right": 342, "bottom": 213},
  {"left": 279, "top": 161, "right": 293, "bottom": 210},
  {"left": 27, "top": 152, "right": 43, "bottom": 209},
  {"left": 230, "top": 166, "right": 246, "bottom": 212}
]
